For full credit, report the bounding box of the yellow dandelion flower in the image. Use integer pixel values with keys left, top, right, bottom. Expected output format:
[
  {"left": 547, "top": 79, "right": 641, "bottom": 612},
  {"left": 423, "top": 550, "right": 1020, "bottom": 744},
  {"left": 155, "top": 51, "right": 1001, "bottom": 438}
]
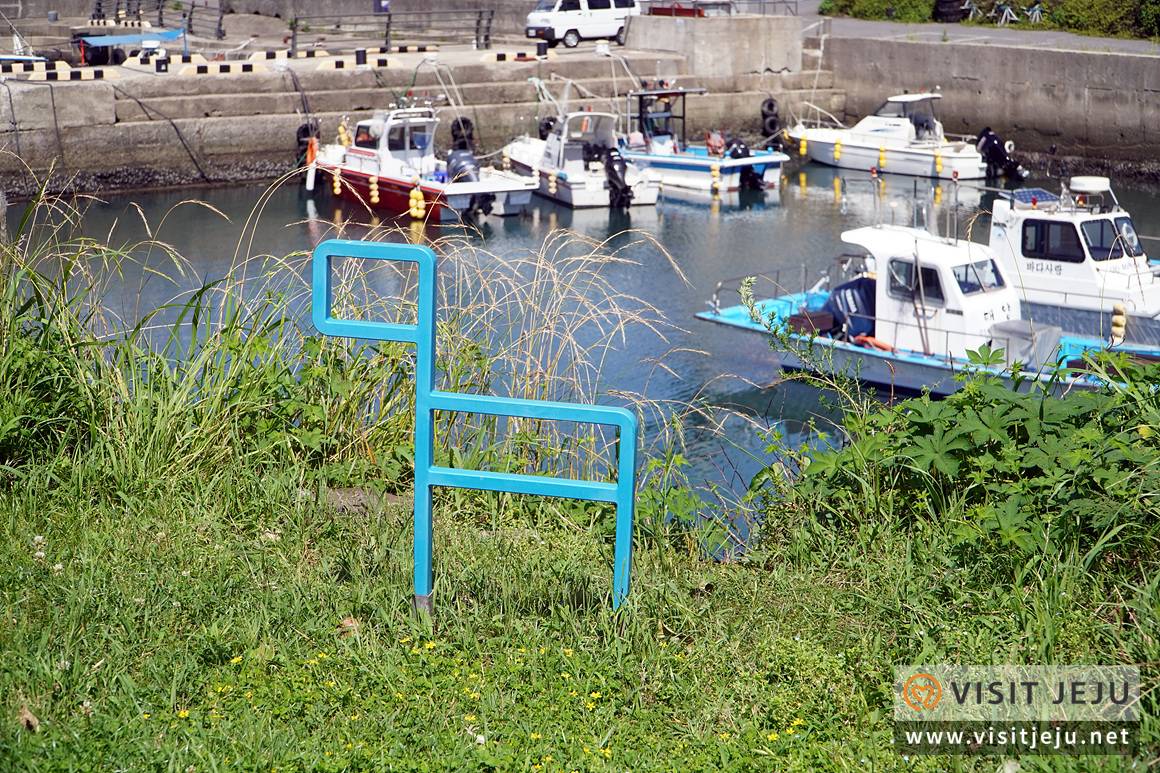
[
  {"left": 543, "top": 756, "right": 553, "bottom": 762},
  {"left": 767, "top": 732, "right": 779, "bottom": 741},
  {"left": 792, "top": 718, "right": 804, "bottom": 726},
  {"left": 659, "top": 642, "right": 668, "bottom": 648},
  {"left": 533, "top": 766, "right": 542, "bottom": 772},
  {"left": 530, "top": 732, "right": 541, "bottom": 739},
  {"left": 465, "top": 714, "right": 476, "bottom": 721},
  {"left": 560, "top": 672, "right": 571, "bottom": 679},
  {"left": 327, "top": 681, "right": 336, "bottom": 687},
  {"left": 395, "top": 692, "right": 404, "bottom": 699},
  {"left": 177, "top": 710, "right": 190, "bottom": 718},
  {"left": 719, "top": 732, "right": 730, "bottom": 739},
  {"left": 570, "top": 690, "right": 578, "bottom": 696},
  {"left": 540, "top": 647, "right": 546, "bottom": 654},
  {"left": 400, "top": 637, "right": 411, "bottom": 644},
  {"left": 244, "top": 691, "right": 253, "bottom": 698},
  {"left": 142, "top": 713, "right": 150, "bottom": 719},
  {"left": 349, "top": 713, "right": 359, "bottom": 720},
  {"left": 317, "top": 652, "right": 328, "bottom": 659},
  {"left": 589, "top": 691, "right": 601, "bottom": 698},
  {"left": 564, "top": 648, "right": 573, "bottom": 657},
  {"left": 308, "top": 658, "right": 318, "bottom": 665},
  {"left": 586, "top": 701, "right": 595, "bottom": 710},
  {"left": 469, "top": 672, "right": 478, "bottom": 679},
  {"left": 601, "top": 748, "right": 611, "bottom": 758},
  {"left": 518, "top": 647, "right": 527, "bottom": 653},
  {"left": 425, "top": 642, "right": 436, "bottom": 650},
  {"left": 230, "top": 656, "right": 243, "bottom": 663},
  {"left": 470, "top": 692, "right": 481, "bottom": 699}
]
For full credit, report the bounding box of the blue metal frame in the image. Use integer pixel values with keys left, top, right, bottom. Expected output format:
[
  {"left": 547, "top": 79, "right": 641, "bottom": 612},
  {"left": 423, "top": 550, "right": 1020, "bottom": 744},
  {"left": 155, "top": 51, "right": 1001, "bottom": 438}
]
[{"left": 312, "top": 239, "right": 638, "bottom": 611}]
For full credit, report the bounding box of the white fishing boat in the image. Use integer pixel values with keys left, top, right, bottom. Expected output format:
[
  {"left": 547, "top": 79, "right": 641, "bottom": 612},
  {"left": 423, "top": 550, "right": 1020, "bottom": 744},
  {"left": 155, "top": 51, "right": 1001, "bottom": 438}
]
[
  {"left": 984, "top": 175, "right": 1160, "bottom": 346},
  {"left": 500, "top": 78, "right": 660, "bottom": 209},
  {"left": 696, "top": 210, "right": 1160, "bottom": 396},
  {"left": 784, "top": 92, "right": 1024, "bottom": 181},
  {"left": 302, "top": 102, "right": 537, "bottom": 223},
  {"left": 619, "top": 87, "right": 789, "bottom": 193}
]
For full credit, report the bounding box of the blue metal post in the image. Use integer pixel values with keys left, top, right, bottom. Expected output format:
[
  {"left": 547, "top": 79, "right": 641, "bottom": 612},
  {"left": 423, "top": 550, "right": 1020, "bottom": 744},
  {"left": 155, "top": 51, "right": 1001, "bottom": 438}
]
[{"left": 312, "top": 239, "right": 638, "bottom": 613}]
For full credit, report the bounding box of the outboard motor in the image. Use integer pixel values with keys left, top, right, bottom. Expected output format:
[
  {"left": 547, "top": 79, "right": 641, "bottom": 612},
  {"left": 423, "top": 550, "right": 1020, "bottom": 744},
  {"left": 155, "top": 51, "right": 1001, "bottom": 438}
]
[
  {"left": 447, "top": 149, "right": 481, "bottom": 183},
  {"left": 447, "top": 149, "right": 494, "bottom": 216},
  {"left": 603, "top": 147, "right": 633, "bottom": 208},
  {"left": 538, "top": 116, "right": 558, "bottom": 141},
  {"left": 725, "top": 137, "right": 764, "bottom": 191},
  {"left": 450, "top": 117, "right": 475, "bottom": 151},
  {"left": 821, "top": 276, "right": 877, "bottom": 339},
  {"left": 976, "top": 127, "right": 1028, "bottom": 180}
]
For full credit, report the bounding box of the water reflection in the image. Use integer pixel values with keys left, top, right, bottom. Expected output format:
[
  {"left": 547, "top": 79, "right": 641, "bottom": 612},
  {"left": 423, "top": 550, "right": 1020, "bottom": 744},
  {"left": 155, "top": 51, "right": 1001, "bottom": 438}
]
[{"left": 18, "top": 164, "right": 1156, "bottom": 504}]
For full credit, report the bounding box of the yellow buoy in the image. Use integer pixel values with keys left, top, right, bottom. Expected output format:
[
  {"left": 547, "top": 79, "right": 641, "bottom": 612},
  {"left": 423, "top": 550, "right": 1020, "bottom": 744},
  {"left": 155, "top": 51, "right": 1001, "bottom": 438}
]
[
  {"left": 799, "top": 137, "right": 807, "bottom": 156},
  {"left": 833, "top": 140, "right": 841, "bottom": 162},
  {"left": 878, "top": 146, "right": 886, "bottom": 168}
]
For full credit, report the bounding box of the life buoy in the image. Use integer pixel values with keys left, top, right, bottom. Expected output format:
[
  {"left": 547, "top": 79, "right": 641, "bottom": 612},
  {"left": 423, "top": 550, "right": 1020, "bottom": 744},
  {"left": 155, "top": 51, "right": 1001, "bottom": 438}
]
[
  {"left": 306, "top": 136, "right": 318, "bottom": 165},
  {"left": 853, "top": 334, "right": 897, "bottom": 352}
]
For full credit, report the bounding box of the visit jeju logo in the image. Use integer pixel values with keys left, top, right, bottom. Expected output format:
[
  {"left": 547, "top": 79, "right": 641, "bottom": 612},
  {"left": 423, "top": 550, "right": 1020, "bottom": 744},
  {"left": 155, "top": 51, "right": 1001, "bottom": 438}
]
[{"left": 903, "top": 674, "right": 942, "bottom": 711}]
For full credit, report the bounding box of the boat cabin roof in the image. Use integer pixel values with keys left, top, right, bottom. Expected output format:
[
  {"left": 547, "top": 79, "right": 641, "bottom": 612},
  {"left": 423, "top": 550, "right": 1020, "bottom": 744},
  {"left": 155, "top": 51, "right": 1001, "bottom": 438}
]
[
  {"left": 559, "top": 111, "right": 619, "bottom": 143},
  {"left": 843, "top": 225, "right": 993, "bottom": 268},
  {"left": 885, "top": 93, "right": 942, "bottom": 104}
]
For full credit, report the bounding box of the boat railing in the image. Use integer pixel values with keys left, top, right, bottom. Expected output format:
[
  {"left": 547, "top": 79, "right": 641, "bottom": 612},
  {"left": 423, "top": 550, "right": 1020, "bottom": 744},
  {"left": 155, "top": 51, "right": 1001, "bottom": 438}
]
[
  {"left": 822, "top": 311, "right": 1046, "bottom": 371},
  {"left": 792, "top": 100, "right": 846, "bottom": 131},
  {"left": 705, "top": 254, "right": 868, "bottom": 315},
  {"left": 640, "top": 1, "right": 800, "bottom": 16}
]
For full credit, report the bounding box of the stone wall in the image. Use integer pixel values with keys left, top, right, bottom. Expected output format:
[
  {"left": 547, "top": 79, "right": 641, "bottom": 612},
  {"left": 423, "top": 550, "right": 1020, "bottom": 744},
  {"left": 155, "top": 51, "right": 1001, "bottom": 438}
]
[
  {"left": 13, "top": 1, "right": 535, "bottom": 38},
  {"left": 825, "top": 38, "right": 1160, "bottom": 173}
]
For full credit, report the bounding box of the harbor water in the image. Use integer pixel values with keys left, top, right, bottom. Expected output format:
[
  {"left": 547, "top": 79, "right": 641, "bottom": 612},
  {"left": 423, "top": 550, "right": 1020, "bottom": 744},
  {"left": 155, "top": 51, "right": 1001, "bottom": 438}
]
[{"left": 35, "top": 163, "right": 1160, "bottom": 503}]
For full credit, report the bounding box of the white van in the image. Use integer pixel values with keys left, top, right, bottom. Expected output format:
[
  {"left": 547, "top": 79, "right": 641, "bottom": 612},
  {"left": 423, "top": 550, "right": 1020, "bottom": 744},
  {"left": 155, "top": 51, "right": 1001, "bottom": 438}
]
[{"left": 525, "top": 0, "right": 641, "bottom": 48}]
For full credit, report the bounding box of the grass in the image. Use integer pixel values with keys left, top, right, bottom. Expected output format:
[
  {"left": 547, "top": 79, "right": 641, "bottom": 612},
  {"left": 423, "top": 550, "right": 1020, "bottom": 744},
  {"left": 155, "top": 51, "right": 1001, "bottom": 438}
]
[{"left": 0, "top": 184, "right": 1156, "bottom": 770}]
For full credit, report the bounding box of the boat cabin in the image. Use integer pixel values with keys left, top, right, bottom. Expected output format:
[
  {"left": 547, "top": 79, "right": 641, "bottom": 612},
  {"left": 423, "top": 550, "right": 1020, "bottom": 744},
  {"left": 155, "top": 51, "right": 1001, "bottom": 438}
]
[
  {"left": 833, "top": 225, "right": 1018, "bottom": 357},
  {"left": 987, "top": 176, "right": 1160, "bottom": 313},
  {"left": 623, "top": 88, "right": 706, "bottom": 155},
  {"left": 346, "top": 107, "right": 440, "bottom": 179},
  {"left": 855, "top": 93, "right": 946, "bottom": 143},
  {"left": 542, "top": 111, "right": 621, "bottom": 170}
]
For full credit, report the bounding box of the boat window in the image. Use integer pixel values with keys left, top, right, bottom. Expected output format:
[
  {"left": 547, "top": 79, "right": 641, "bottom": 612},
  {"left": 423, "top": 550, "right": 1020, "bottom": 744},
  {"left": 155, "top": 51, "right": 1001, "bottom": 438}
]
[
  {"left": 888, "top": 260, "right": 945, "bottom": 304},
  {"left": 1021, "top": 220, "right": 1086, "bottom": 263},
  {"left": 952, "top": 259, "right": 1005, "bottom": 295},
  {"left": 410, "top": 130, "right": 429, "bottom": 150},
  {"left": 559, "top": 0, "right": 581, "bottom": 10},
  {"left": 354, "top": 125, "right": 376, "bottom": 149},
  {"left": 614, "top": 0, "right": 637, "bottom": 6},
  {"left": 1081, "top": 217, "right": 1143, "bottom": 260},
  {"left": 873, "top": 101, "right": 906, "bottom": 118},
  {"left": 387, "top": 125, "right": 406, "bottom": 151},
  {"left": 588, "top": 0, "right": 612, "bottom": 8},
  {"left": 533, "top": 0, "right": 557, "bottom": 9}
]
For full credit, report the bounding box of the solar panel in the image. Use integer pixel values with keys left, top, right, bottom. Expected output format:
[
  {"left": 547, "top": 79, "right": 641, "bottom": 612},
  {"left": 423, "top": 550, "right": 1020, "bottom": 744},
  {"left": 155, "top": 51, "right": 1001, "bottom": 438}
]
[{"left": 1010, "top": 188, "right": 1060, "bottom": 206}]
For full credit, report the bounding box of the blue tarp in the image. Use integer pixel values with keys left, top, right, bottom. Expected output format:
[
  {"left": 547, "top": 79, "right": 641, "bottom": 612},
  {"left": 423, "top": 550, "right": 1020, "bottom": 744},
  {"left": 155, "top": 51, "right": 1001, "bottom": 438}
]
[{"left": 78, "top": 28, "right": 183, "bottom": 46}]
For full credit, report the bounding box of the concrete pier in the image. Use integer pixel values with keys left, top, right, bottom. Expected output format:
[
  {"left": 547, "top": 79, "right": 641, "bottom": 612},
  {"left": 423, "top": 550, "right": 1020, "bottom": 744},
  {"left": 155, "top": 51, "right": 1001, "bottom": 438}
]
[{"left": 2, "top": 7, "right": 1159, "bottom": 198}]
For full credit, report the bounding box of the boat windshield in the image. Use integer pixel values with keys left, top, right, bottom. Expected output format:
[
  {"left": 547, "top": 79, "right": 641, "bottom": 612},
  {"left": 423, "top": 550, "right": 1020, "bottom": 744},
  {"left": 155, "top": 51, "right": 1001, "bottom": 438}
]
[
  {"left": 533, "top": 0, "right": 556, "bottom": 9},
  {"left": 1082, "top": 217, "right": 1144, "bottom": 260},
  {"left": 952, "top": 259, "right": 1005, "bottom": 295},
  {"left": 873, "top": 101, "right": 907, "bottom": 118}
]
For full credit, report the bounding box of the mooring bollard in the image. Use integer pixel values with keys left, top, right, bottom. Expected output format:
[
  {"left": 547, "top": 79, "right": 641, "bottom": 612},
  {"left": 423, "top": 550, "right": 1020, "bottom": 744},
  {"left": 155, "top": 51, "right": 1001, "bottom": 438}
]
[{"left": 312, "top": 239, "right": 639, "bottom": 613}]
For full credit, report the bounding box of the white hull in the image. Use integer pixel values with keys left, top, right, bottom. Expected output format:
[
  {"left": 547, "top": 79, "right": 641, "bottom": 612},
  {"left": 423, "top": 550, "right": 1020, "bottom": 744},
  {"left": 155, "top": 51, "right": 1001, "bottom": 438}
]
[
  {"left": 787, "top": 125, "right": 986, "bottom": 180},
  {"left": 503, "top": 134, "right": 660, "bottom": 209},
  {"left": 621, "top": 149, "right": 788, "bottom": 192}
]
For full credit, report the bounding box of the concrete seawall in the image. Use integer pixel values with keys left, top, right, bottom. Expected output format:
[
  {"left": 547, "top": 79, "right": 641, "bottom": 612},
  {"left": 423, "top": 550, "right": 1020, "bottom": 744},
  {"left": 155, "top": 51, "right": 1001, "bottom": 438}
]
[
  {"left": 825, "top": 38, "right": 1160, "bottom": 177},
  {"left": 3, "top": 12, "right": 1160, "bottom": 198}
]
